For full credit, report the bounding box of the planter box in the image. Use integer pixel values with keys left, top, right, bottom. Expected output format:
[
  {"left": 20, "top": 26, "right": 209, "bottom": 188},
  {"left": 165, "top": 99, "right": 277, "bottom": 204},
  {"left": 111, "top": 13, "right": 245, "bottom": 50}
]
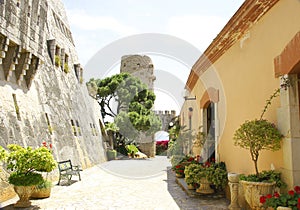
[{"left": 240, "top": 180, "right": 275, "bottom": 209}]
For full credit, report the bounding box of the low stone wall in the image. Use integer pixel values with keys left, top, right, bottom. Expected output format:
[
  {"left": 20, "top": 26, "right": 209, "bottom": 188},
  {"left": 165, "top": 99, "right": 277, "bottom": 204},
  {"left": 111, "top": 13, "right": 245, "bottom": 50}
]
[
  {"left": 139, "top": 142, "right": 156, "bottom": 157},
  {"left": 0, "top": 169, "right": 15, "bottom": 203}
]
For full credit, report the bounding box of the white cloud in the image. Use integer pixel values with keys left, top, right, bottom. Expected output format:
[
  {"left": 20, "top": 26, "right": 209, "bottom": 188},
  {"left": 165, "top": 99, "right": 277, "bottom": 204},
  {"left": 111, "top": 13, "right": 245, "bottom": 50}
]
[
  {"left": 167, "top": 15, "right": 226, "bottom": 52},
  {"left": 66, "top": 9, "right": 138, "bottom": 36}
]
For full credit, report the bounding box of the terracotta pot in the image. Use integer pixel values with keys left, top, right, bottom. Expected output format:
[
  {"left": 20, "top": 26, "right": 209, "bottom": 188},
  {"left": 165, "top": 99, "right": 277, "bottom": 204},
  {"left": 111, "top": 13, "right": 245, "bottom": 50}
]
[
  {"left": 13, "top": 186, "right": 35, "bottom": 208},
  {"left": 31, "top": 187, "right": 51, "bottom": 199},
  {"left": 187, "top": 184, "right": 195, "bottom": 190},
  {"left": 176, "top": 173, "right": 184, "bottom": 178},
  {"left": 240, "top": 180, "right": 276, "bottom": 210},
  {"left": 196, "top": 177, "right": 214, "bottom": 194}
]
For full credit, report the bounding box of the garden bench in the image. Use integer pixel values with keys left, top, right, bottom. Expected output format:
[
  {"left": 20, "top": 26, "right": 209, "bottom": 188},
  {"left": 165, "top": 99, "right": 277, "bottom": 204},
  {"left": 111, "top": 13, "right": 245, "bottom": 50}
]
[{"left": 57, "top": 160, "right": 82, "bottom": 185}]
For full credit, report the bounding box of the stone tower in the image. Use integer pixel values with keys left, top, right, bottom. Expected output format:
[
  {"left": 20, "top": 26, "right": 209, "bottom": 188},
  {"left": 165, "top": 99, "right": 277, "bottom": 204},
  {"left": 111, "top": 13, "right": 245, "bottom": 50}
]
[
  {"left": 120, "top": 55, "right": 156, "bottom": 156},
  {"left": 120, "top": 55, "right": 156, "bottom": 90},
  {"left": 0, "top": 0, "right": 106, "bottom": 201}
]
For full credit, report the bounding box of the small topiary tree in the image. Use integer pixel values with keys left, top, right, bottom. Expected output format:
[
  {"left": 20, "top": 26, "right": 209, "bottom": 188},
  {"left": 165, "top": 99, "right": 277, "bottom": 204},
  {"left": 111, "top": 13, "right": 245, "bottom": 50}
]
[
  {"left": 233, "top": 76, "right": 290, "bottom": 176},
  {"left": 234, "top": 119, "right": 282, "bottom": 175}
]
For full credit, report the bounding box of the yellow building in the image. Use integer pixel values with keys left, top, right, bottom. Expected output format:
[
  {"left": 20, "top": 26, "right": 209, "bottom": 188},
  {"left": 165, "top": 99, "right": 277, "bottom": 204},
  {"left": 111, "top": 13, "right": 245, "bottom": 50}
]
[{"left": 183, "top": 0, "right": 300, "bottom": 188}]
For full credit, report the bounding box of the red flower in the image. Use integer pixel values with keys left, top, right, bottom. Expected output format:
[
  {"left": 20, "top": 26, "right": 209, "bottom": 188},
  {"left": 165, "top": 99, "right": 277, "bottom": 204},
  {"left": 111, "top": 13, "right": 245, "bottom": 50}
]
[
  {"left": 260, "top": 196, "right": 266, "bottom": 204},
  {"left": 266, "top": 194, "right": 272, "bottom": 199},
  {"left": 294, "top": 186, "right": 300, "bottom": 194},
  {"left": 178, "top": 170, "right": 184, "bottom": 173},
  {"left": 49, "top": 143, "right": 52, "bottom": 149},
  {"left": 42, "top": 141, "right": 47, "bottom": 147},
  {"left": 188, "top": 157, "right": 194, "bottom": 162},
  {"left": 298, "top": 198, "right": 300, "bottom": 203},
  {"left": 288, "top": 190, "right": 295, "bottom": 196},
  {"left": 273, "top": 192, "right": 280, "bottom": 198},
  {"left": 175, "top": 165, "right": 181, "bottom": 169}
]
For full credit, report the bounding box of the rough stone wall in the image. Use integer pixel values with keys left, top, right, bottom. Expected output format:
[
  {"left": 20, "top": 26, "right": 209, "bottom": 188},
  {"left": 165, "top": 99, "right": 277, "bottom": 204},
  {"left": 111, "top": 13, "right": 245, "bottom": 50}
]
[
  {"left": 120, "top": 55, "right": 155, "bottom": 91},
  {"left": 0, "top": 0, "right": 107, "bottom": 202},
  {"left": 155, "top": 110, "right": 176, "bottom": 131}
]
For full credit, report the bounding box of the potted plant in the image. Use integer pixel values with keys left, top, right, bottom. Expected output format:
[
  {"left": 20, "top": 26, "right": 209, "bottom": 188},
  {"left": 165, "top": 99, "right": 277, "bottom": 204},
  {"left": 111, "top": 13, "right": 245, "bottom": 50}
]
[
  {"left": 107, "top": 149, "right": 117, "bottom": 161},
  {"left": 193, "top": 163, "right": 214, "bottom": 194},
  {"left": 30, "top": 141, "right": 56, "bottom": 199},
  {"left": 207, "top": 162, "right": 228, "bottom": 191},
  {"left": 233, "top": 77, "right": 289, "bottom": 209},
  {"left": 260, "top": 186, "right": 300, "bottom": 210},
  {"left": 192, "top": 160, "right": 227, "bottom": 194},
  {"left": 172, "top": 156, "right": 196, "bottom": 178},
  {"left": 0, "top": 144, "right": 57, "bottom": 207},
  {"left": 30, "top": 179, "right": 53, "bottom": 199},
  {"left": 125, "top": 144, "right": 139, "bottom": 158},
  {"left": 184, "top": 163, "right": 200, "bottom": 189}
]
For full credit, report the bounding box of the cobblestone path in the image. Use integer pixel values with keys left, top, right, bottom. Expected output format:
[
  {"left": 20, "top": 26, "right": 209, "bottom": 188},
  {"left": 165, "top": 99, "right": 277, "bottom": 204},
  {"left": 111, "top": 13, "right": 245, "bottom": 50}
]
[{"left": 1, "top": 156, "right": 229, "bottom": 210}]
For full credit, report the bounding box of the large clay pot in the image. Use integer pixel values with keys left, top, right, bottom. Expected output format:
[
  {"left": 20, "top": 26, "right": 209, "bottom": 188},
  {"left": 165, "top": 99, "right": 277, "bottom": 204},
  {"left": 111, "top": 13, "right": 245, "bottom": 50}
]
[
  {"left": 31, "top": 187, "right": 51, "bottom": 199},
  {"left": 187, "top": 183, "right": 195, "bottom": 190},
  {"left": 196, "top": 177, "right": 214, "bottom": 194},
  {"left": 176, "top": 173, "right": 184, "bottom": 178},
  {"left": 13, "top": 186, "right": 35, "bottom": 207},
  {"left": 240, "top": 180, "right": 276, "bottom": 210}
]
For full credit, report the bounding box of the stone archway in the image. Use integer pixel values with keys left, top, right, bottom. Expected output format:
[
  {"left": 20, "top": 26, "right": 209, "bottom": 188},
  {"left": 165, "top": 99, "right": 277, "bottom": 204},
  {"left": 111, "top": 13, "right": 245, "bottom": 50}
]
[
  {"left": 200, "top": 88, "right": 219, "bottom": 162},
  {"left": 274, "top": 31, "right": 300, "bottom": 188}
]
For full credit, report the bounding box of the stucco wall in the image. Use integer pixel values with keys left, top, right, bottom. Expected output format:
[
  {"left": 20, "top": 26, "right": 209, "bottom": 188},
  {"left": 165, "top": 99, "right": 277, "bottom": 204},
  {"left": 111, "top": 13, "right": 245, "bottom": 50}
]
[{"left": 187, "top": 0, "right": 300, "bottom": 176}]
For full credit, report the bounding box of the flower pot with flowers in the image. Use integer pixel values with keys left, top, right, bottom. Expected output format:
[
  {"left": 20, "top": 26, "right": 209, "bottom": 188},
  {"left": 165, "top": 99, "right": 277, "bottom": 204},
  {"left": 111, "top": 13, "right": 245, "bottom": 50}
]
[
  {"left": 193, "top": 160, "right": 228, "bottom": 194},
  {"left": 0, "top": 144, "right": 57, "bottom": 207},
  {"left": 193, "top": 162, "right": 214, "bottom": 194},
  {"left": 30, "top": 141, "right": 56, "bottom": 199},
  {"left": 260, "top": 186, "right": 300, "bottom": 210},
  {"left": 233, "top": 77, "right": 290, "bottom": 209},
  {"left": 184, "top": 163, "right": 201, "bottom": 189},
  {"left": 172, "top": 156, "right": 197, "bottom": 178}
]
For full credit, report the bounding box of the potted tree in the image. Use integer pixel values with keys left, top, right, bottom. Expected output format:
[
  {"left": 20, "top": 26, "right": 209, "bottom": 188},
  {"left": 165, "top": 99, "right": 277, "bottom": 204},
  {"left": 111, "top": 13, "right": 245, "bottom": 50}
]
[
  {"left": 233, "top": 76, "right": 289, "bottom": 209},
  {"left": 0, "top": 144, "right": 57, "bottom": 207}
]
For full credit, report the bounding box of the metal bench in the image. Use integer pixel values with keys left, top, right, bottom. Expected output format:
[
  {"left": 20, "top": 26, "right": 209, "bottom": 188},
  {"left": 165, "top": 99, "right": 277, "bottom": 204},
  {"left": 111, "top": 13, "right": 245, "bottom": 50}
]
[{"left": 57, "top": 160, "right": 82, "bottom": 185}]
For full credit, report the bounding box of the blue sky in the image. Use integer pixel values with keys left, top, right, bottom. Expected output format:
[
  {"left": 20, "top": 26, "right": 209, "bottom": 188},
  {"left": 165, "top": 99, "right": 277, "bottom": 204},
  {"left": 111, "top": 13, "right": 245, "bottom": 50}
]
[{"left": 62, "top": 0, "right": 245, "bottom": 112}]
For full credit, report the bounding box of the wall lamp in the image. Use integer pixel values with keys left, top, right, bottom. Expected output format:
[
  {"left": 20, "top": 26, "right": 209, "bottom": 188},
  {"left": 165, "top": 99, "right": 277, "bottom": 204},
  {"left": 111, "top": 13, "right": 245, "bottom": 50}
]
[{"left": 184, "top": 96, "right": 196, "bottom": 100}]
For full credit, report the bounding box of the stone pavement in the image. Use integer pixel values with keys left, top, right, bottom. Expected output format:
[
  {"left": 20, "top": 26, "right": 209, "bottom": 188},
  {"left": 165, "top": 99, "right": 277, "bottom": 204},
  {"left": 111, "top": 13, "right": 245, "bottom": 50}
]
[{"left": 0, "top": 156, "right": 229, "bottom": 210}]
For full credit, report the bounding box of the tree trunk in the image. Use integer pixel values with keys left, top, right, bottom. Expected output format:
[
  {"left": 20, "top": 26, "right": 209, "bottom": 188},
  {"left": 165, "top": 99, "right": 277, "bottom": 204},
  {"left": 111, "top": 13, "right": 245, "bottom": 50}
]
[{"left": 254, "top": 157, "right": 259, "bottom": 175}]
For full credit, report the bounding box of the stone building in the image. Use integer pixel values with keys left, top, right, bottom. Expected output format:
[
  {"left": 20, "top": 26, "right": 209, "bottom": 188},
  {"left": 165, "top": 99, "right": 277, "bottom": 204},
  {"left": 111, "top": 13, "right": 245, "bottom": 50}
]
[
  {"left": 0, "top": 0, "right": 106, "bottom": 202},
  {"left": 120, "top": 55, "right": 157, "bottom": 156},
  {"left": 183, "top": 0, "right": 300, "bottom": 208}
]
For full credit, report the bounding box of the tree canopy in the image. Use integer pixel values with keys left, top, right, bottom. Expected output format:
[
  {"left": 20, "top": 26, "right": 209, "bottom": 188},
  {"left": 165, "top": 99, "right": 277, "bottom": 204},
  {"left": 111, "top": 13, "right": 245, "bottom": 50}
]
[{"left": 87, "top": 73, "right": 161, "bottom": 144}]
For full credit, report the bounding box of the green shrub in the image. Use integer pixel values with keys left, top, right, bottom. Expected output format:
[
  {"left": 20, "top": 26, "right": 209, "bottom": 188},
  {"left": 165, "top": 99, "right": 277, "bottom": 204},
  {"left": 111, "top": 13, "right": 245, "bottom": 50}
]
[
  {"left": 64, "top": 63, "right": 70, "bottom": 73},
  {"left": 8, "top": 172, "right": 43, "bottom": 186},
  {"left": 125, "top": 144, "right": 139, "bottom": 157},
  {"left": 54, "top": 55, "right": 61, "bottom": 67}
]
